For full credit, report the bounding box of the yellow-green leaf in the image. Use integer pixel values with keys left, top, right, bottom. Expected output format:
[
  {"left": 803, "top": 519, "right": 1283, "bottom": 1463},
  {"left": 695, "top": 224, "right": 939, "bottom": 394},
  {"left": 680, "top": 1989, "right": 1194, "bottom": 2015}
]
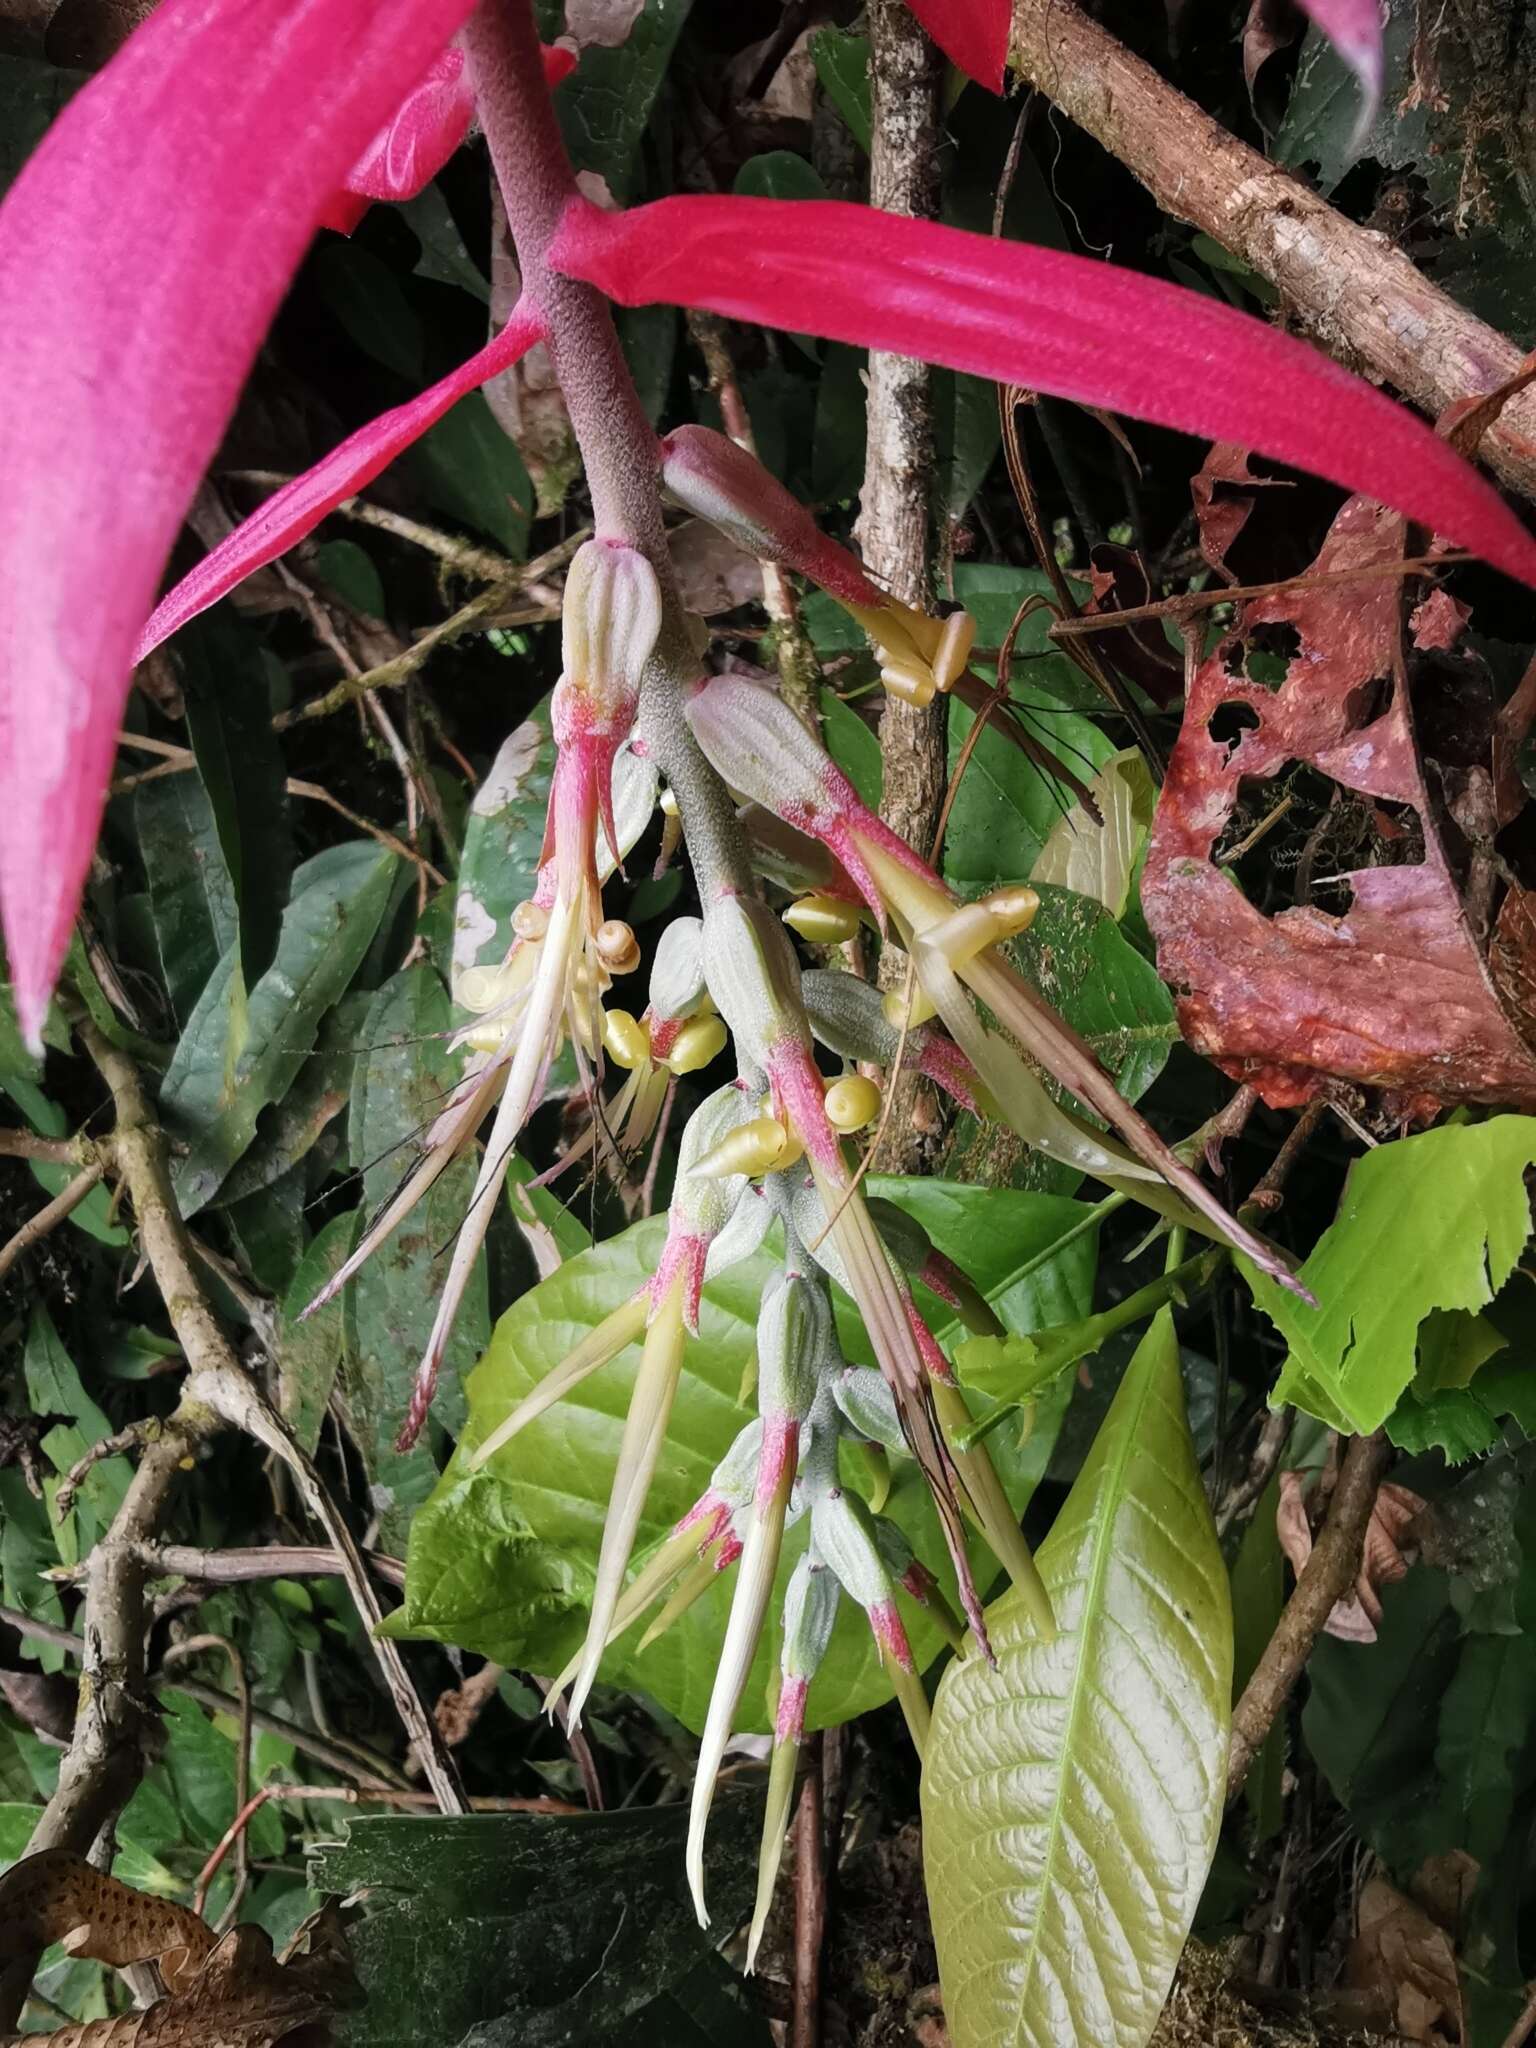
[{"left": 924, "top": 1307, "right": 1231, "bottom": 2048}]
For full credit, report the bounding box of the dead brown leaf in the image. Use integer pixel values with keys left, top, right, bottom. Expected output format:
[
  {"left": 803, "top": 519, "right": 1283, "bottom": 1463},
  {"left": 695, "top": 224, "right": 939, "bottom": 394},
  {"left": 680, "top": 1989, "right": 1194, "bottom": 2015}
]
[
  {"left": 1143, "top": 494, "right": 1536, "bottom": 1112},
  {"left": 1348, "top": 1874, "right": 1463, "bottom": 2042},
  {"left": 1276, "top": 1471, "right": 1427, "bottom": 1642},
  {"left": 0, "top": 1855, "right": 357, "bottom": 2046}
]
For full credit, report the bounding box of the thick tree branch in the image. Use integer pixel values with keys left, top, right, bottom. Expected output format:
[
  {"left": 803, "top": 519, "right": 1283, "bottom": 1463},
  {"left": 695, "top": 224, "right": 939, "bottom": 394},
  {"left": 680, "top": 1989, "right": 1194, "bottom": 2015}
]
[
  {"left": 1010, "top": 0, "right": 1536, "bottom": 502},
  {"left": 861, "top": 0, "right": 948, "bottom": 1175},
  {"left": 1226, "top": 1430, "right": 1392, "bottom": 1801}
]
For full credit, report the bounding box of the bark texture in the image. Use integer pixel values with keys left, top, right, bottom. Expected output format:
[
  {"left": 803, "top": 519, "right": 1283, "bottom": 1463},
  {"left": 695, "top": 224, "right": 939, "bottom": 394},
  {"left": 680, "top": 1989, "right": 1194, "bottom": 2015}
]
[
  {"left": 860, "top": 0, "right": 948, "bottom": 1172},
  {"left": 1011, "top": 0, "right": 1536, "bottom": 501}
]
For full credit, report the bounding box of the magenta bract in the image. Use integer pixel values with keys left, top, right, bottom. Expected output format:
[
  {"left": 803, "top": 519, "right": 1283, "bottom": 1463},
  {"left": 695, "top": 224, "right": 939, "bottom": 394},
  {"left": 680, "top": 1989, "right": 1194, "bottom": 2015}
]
[
  {"left": 136, "top": 304, "right": 546, "bottom": 664},
  {"left": 0, "top": 0, "right": 477, "bottom": 1050},
  {"left": 551, "top": 192, "right": 1536, "bottom": 592},
  {"left": 904, "top": 0, "right": 1010, "bottom": 90}
]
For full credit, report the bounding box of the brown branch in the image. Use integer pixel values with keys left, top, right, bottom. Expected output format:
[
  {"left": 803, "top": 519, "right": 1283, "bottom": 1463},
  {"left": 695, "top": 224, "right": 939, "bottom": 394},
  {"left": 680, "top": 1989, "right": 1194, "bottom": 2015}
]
[
  {"left": 0, "top": 1161, "right": 105, "bottom": 1282},
  {"left": 1499, "top": 1980, "right": 1536, "bottom": 2048},
  {"left": 1226, "top": 1430, "right": 1392, "bottom": 1802},
  {"left": 791, "top": 1731, "right": 826, "bottom": 2048},
  {"left": 861, "top": 0, "right": 947, "bottom": 1178},
  {"left": 0, "top": 1606, "right": 411, "bottom": 1791},
  {"left": 1010, "top": 0, "right": 1536, "bottom": 501},
  {"left": 0, "top": 1130, "right": 94, "bottom": 1164}
]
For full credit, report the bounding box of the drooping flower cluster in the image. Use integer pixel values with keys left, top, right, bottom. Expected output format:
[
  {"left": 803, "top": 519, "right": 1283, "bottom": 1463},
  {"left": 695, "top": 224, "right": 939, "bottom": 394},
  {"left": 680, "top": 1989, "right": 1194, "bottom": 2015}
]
[{"left": 4, "top": 0, "right": 1531, "bottom": 1966}]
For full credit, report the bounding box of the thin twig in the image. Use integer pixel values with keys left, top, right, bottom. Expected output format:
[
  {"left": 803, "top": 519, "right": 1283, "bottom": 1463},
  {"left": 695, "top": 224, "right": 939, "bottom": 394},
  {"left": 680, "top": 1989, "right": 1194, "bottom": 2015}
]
[
  {"left": 0, "top": 1130, "right": 94, "bottom": 1164},
  {"left": 1500, "top": 1981, "right": 1536, "bottom": 2048},
  {"left": 0, "top": 1160, "right": 105, "bottom": 1282},
  {"left": 224, "top": 472, "right": 524, "bottom": 583},
  {"left": 1227, "top": 1431, "right": 1392, "bottom": 1802},
  {"left": 790, "top": 1731, "right": 826, "bottom": 2048},
  {"left": 1215, "top": 1407, "right": 1294, "bottom": 1538}
]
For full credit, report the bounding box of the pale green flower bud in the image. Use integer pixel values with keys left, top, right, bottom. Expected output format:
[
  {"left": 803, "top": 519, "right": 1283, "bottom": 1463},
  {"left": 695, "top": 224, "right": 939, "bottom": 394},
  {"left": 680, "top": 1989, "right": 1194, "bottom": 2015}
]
[
  {"left": 701, "top": 890, "right": 807, "bottom": 1075},
  {"left": 649, "top": 915, "right": 709, "bottom": 1022},
  {"left": 559, "top": 538, "right": 663, "bottom": 731}
]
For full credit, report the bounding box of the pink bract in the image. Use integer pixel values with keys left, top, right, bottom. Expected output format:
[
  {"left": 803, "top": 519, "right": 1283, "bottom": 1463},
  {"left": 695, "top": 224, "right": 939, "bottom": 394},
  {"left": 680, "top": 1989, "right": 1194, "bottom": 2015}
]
[
  {"left": 904, "top": 0, "right": 1009, "bottom": 91},
  {"left": 550, "top": 192, "right": 1536, "bottom": 591},
  {"left": 135, "top": 303, "right": 546, "bottom": 664},
  {"left": 0, "top": 0, "right": 477, "bottom": 1051}
]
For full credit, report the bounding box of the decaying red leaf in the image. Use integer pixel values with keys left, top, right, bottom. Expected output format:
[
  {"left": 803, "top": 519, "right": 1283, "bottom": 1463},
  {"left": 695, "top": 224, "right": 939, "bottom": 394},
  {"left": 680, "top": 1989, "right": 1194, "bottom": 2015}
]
[
  {"left": 1276, "top": 1470, "right": 1428, "bottom": 1642},
  {"left": 1143, "top": 493, "right": 1536, "bottom": 1113},
  {"left": 0, "top": 1853, "right": 357, "bottom": 2046}
]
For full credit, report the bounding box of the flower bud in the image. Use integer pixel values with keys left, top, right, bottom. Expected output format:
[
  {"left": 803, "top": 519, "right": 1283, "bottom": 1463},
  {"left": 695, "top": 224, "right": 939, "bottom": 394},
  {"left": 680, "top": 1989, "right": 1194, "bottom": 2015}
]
[
  {"left": 670, "top": 1085, "right": 765, "bottom": 1239},
  {"left": 666, "top": 1014, "right": 727, "bottom": 1075},
  {"left": 660, "top": 425, "right": 881, "bottom": 610},
  {"left": 689, "top": 1114, "right": 802, "bottom": 1180},
  {"left": 703, "top": 1183, "right": 774, "bottom": 1282},
  {"left": 594, "top": 919, "right": 640, "bottom": 974},
  {"left": 757, "top": 1271, "right": 830, "bottom": 1428},
  {"left": 511, "top": 899, "right": 549, "bottom": 942},
  {"left": 784, "top": 893, "right": 862, "bottom": 944},
  {"left": 603, "top": 1008, "right": 650, "bottom": 1070},
  {"left": 740, "top": 804, "right": 840, "bottom": 896},
  {"left": 882, "top": 982, "right": 939, "bottom": 1031},
  {"left": 808, "top": 1478, "right": 912, "bottom": 1672},
  {"left": 800, "top": 968, "right": 896, "bottom": 1063},
  {"left": 924, "top": 886, "right": 1040, "bottom": 970},
  {"left": 830, "top": 1364, "right": 909, "bottom": 1458},
  {"left": 824, "top": 1074, "right": 880, "bottom": 1133},
  {"left": 649, "top": 915, "right": 709, "bottom": 1022},
  {"left": 781, "top": 1551, "right": 841, "bottom": 1699},
  {"left": 863, "top": 1197, "right": 933, "bottom": 1278},
  {"left": 701, "top": 891, "right": 807, "bottom": 1074},
  {"left": 688, "top": 674, "right": 837, "bottom": 830},
  {"left": 560, "top": 538, "right": 663, "bottom": 732}
]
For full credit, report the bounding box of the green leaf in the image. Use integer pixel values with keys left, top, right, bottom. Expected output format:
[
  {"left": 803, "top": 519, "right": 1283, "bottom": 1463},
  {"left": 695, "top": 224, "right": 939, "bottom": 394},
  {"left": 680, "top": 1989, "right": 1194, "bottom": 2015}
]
[
  {"left": 161, "top": 842, "right": 398, "bottom": 1215},
  {"left": 403, "top": 391, "right": 531, "bottom": 559},
  {"left": 808, "top": 27, "right": 871, "bottom": 151},
  {"left": 1031, "top": 749, "right": 1157, "bottom": 920},
  {"left": 309, "top": 539, "right": 387, "bottom": 620},
  {"left": 398, "top": 184, "right": 490, "bottom": 304},
  {"left": 1244, "top": 1116, "right": 1536, "bottom": 1435},
  {"left": 311, "top": 242, "right": 425, "bottom": 381},
  {"left": 392, "top": 1182, "right": 1097, "bottom": 1732},
  {"left": 135, "top": 769, "right": 238, "bottom": 1022},
  {"left": 217, "top": 990, "right": 371, "bottom": 1203},
  {"left": 452, "top": 705, "right": 556, "bottom": 1005},
  {"left": 312, "top": 1801, "right": 760, "bottom": 2048},
  {"left": 177, "top": 614, "right": 291, "bottom": 995},
  {"left": 818, "top": 688, "right": 881, "bottom": 811},
  {"left": 275, "top": 1215, "right": 356, "bottom": 1456},
  {"left": 24, "top": 1306, "right": 132, "bottom": 1565},
  {"left": 923, "top": 1308, "right": 1232, "bottom": 2048},
  {"left": 733, "top": 151, "right": 826, "bottom": 202},
  {"left": 944, "top": 702, "right": 1115, "bottom": 894},
  {"left": 1006, "top": 886, "right": 1178, "bottom": 1105},
  {"left": 544, "top": 0, "right": 694, "bottom": 206},
  {"left": 341, "top": 966, "right": 486, "bottom": 1540}
]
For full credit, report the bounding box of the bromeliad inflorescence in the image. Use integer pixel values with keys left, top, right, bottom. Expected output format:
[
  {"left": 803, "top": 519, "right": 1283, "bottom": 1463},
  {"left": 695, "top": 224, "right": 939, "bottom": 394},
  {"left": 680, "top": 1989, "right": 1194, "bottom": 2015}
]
[{"left": 7, "top": 0, "right": 1536, "bottom": 1964}]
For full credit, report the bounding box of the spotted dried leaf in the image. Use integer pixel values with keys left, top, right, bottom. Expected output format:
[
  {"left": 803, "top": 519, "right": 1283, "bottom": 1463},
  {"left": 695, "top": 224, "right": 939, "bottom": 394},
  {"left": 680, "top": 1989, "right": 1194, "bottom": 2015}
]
[{"left": 1143, "top": 494, "right": 1536, "bottom": 1112}]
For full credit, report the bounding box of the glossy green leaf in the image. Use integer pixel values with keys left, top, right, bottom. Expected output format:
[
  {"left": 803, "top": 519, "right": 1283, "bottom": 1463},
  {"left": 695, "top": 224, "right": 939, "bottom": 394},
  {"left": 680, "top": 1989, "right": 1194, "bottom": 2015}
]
[
  {"left": 134, "top": 768, "right": 237, "bottom": 1021},
  {"left": 160, "top": 842, "right": 397, "bottom": 1215},
  {"left": 1245, "top": 1116, "right": 1536, "bottom": 1434},
  {"left": 398, "top": 183, "right": 490, "bottom": 303},
  {"left": 452, "top": 704, "right": 555, "bottom": 1005},
  {"left": 392, "top": 1181, "right": 1097, "bottom": 1732},
  {"left": 944, "top": 707, "right": 1115, "bottom": 893},
  {"left": 1006, "top": 885, "right": 1178, "bottom": 1104},
  {"left": 217, "top": 990, "right": 371, "bottom": 1203},
  {"left": 178, "top": 614, "right": 291, "bottom": 995},
  {"left": 924, "top": 1308, "right": 1232, "bottom": 2048},
  {"left": 342, "top": 966, "right": 485, "bottom": 1539},
  {"left": 314, "top": 1801, "right": 760, "bottom": 2048}
]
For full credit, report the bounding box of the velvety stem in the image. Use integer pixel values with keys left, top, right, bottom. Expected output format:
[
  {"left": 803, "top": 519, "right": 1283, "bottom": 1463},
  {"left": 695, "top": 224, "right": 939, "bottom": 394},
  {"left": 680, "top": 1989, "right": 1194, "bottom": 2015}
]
[{"left": 465, "top": 0, "right": 754, "bottom": 906}]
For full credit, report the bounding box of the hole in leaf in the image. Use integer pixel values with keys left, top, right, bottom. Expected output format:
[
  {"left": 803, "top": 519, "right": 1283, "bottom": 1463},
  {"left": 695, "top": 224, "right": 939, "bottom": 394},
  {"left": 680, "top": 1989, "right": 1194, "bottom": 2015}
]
[{"left": 1206, "top": 701, "right": 1262, "bottom": 759}]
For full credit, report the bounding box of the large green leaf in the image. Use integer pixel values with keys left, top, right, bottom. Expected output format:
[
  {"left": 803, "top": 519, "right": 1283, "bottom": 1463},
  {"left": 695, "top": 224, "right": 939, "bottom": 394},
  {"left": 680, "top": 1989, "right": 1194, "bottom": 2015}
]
[
  {"left": 923, "top": 1308, "right": 1232, "bottom": 2048},
  {"left": 160, "top": 842, "right": 397, "bottom": 1214},
  {"left": 944, "top": 707, "right": 1115, "bottom": 895},
  {"left": 1244, "top": 1116, "right": 1536, "bottom": 1434},
  {"left": 177, "top": 614, "right": 290, "bottom": 995},
  {"left": 1031, "top": 749, "right": 1156, "bottom": 920},
  {"left": 135, "top": 769, "right": 237, "bottom": 1023},
  {"left": 390, "top": 1181, "right": 1098, "bottom": 1732},
  {"left": 341, "top": 966, "right": 485, "bottom": 1540},
  {"left": 313, "top": 1802, "right": 763, "bottom": 2048},
  {"left": 276, "top": 1212, "right": 357, "bottom": 1456}
]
